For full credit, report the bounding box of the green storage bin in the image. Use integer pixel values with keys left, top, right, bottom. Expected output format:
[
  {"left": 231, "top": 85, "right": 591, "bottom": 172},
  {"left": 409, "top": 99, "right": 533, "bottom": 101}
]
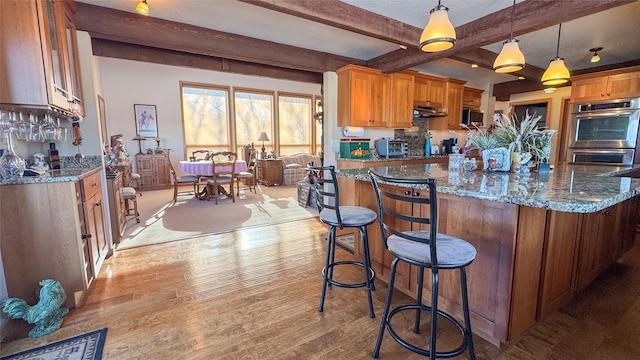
[{"left": 340, "top": 139, "right": 371, "bottom": 159}]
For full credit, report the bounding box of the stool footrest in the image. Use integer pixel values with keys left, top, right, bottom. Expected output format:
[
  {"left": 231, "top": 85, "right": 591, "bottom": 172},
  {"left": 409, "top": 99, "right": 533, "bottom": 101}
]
[
  {"left": 386, "top": 304, "right": 468, "bottom": 358},
  {"left": 322, "top": 260, "right": 375, "bottom": 289}
]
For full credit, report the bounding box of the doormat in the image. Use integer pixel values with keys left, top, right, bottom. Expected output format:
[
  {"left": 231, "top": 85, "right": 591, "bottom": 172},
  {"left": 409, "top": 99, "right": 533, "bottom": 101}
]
[
  {"left": 1, "top": 328, "right": 107, "bottom": 360},
  {"left": 336, "top": 234, "right": 354, "bottom": 254}
]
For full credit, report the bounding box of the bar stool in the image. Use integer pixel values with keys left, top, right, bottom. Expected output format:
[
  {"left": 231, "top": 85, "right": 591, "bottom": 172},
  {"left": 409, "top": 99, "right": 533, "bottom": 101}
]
[
  {"left": 131, "top": 172, "right": 142, "bottom": 195},
  {"left": 309, "top": 165, "right": 377, "bottom": 318},
  {"left": 123, "top": 186, "right": 140, "bottom": 223},
  {"left": 369, "top": 170, "right": 476, "bottom": 360}
]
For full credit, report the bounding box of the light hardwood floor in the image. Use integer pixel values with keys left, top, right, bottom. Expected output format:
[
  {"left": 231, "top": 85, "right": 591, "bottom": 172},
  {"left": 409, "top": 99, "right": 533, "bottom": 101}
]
[{"left": 2, "top": 218, "right": 640, "bottom": 359}]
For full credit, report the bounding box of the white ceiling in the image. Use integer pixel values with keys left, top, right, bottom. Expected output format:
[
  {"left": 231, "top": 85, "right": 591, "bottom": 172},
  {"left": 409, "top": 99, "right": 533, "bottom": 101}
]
[{"left": 76, "top": 0, "right": 640, "bottom": 88}]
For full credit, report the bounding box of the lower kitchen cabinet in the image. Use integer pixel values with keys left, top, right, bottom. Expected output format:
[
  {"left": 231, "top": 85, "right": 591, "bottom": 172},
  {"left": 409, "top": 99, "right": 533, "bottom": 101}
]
[
  {"left": 136, "top": 154, "right": 171, "bottom": 190},
  {"left": 0, "top": 168, "right": 107, "bottom": 308}
]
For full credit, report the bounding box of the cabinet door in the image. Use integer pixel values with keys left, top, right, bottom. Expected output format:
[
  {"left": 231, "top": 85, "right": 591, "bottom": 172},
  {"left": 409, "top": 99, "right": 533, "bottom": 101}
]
[
  {"left": 86, "top": 192, "right": 107, "bottom": 274},
  {"left": 60, "top": 1, "right": 84, "bottom": 117},
  {"left": 389, "top": 72, "right": 414, "bottom": 129},
  {"left": 40, "top": 0, "right": 70, "bottom": 110},
  {"left": 428, "top": 79, "right": 445, "bottom": 107},
  {"left": 154, "top": 156, "right": 172, "bottom": 188},
  {"left": 463, "top": 88, "right": 483, "bottom": 108},
  {"left": 607, "top": 72, "right": 640, "bottom": 99},
  {"left": 570, "top": 77, "right": 608, "bottom": 102},
  {"left": 347, "top": 70, "right": 373, "bottom": 127},
  {"left": 369, "top": 73, "right": 390, "bottom": 127},
  {"left": 575, "top": 206, "right": 618, "bottom": 292}
]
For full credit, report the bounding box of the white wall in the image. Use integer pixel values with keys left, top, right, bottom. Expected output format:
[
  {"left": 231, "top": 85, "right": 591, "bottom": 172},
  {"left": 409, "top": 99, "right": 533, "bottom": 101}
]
[{"left": 98, "top": 58, "right": 321, "bottom": 170}]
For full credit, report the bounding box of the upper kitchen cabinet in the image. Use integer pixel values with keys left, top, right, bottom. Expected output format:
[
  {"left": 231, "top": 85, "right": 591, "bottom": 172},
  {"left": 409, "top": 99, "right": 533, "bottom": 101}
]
[
  {"left": 431, "top": 79, "right": 466, "bottom": 131},
  {"left": 0, "top": 0, "right": 84, "bottom": 118},
  {"left": 389, "top": 71, "right": 415, "bottom": 129},
  {"left": 413, "top": 73, "right": 445, "bottom": 108},
  {"left": 570, "top": 66, "right": 640, "bottom": 103},
  {"left": 463, "top": 87, "right": 484, "bottom": 109},
  {"left": 338, "top": 64, "right": 390, "bottom": 127}
]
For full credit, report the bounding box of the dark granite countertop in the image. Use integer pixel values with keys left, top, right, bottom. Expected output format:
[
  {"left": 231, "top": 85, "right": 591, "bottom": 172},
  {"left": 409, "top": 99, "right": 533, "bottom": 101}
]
[
  {"left": 0, "top": 166, "right": 102, "bottom": 186},
  {"left": 336, "top": 163, "right": 640, "bottom": 213}
]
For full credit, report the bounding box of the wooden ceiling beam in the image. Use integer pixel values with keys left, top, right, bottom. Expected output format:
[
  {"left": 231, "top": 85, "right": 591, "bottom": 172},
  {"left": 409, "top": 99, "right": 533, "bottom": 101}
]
[
  {"left": 236, "top": 0, "right": 421, "bottom": 47},
  {"left": 75, "top": 2, "right": 365, "bottom": 74},
  {"left": 90, "top": 39, "right": 323, "bottom": 84},
  {"left": 367, "top": 0, "right": 635, "bottom": 73}
]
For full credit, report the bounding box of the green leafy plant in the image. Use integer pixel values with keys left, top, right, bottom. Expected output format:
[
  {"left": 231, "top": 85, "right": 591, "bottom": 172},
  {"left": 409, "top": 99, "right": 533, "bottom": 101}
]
[
  {"left": 463, "top": 125, "right": 499, "bottom": 152},
  {"left": 492, "top": 109, "right": 557, "bottom": 162}
]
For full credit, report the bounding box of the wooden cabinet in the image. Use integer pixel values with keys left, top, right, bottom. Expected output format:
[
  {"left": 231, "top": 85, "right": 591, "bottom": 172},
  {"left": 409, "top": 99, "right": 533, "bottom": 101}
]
[
  {"left": 388, "top": 72, "right": 415, "bottom": 129},
  {"left": 106, "top": 172, "right": 127, "bottom": 244},
  {"left": 431, "top": 79, "right": 465, "bottom": 130},
  {"left": 0, "top": 0, "right": 84, "bottom": 117},
  {"left": 463, "top": 87, "right": 484, "bottom": 108},
  {"left": 136, "top": 154, "right": 171, "bottom": 190},
  {"left": 337, "top": 64, "right": 390, "bottom": 127},
  {"left": 0, "top": 169, "right": 107, "bottom": 308},
  {"left": 570, "top": 67, "right": 640, "bottom": 102},
  {"left": 256, "top": 159, "right": 283, "bottom": 186},
  {"left": 413, "top": 73, "right": 445, "bottom": 108}
]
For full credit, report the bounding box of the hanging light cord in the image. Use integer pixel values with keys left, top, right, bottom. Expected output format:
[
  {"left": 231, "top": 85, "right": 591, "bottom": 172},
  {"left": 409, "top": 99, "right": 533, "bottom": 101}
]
[
  {"left": 555, "top": 23, "right": 562, "bottom": 57},
  {"left": 509, "top": 0, "right": 515, "bottom": 39}
]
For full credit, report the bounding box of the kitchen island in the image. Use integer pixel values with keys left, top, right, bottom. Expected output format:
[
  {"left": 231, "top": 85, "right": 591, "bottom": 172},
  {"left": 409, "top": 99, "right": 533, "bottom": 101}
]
[{"left": 335, "top": 163, "right": 640, "bottom": 345}]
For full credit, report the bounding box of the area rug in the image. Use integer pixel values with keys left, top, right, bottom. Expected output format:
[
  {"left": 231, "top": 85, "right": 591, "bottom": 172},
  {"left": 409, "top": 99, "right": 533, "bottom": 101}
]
[
  {"left": 117, "top": 185, "right": 318, "bottom": 249},
  {"left": 0, "top": 328, "right": 107, "bottom": 360}
]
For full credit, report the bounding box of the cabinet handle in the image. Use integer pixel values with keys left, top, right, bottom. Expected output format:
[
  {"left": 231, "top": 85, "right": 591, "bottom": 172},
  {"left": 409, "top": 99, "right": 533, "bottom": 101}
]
[
  {"left": 81, "top": 234, "right": 92, "bottom": 239},
  {"left": 601, "top": 93, "right": 605, "bottom": 97},
  {"left": 412, "top": 191, "right": 420, "bottom": 197},
  {"left": 404, "top": 190, "right": 411, "bottom": 195},
  {"left": 95, "top": 201, "right": 101, "bottom": 207},
  {"left": 92, "top": 182, "right": 98, "bottom": 187},
  {"left": 602, "top": 210, "right": 611, "bottom": 215}
]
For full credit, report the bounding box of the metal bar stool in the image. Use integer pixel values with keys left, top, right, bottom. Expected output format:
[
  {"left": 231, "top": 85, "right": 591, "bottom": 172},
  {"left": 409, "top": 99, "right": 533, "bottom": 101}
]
[
  {"left": 309, "top": 165, "right": 377, "bottom": 318},
  {"left": 369, "top": 170, "right": 476, "bottom": 360},
  {"left": 123, "top": 186, "right": 140, "bottom": 223}
]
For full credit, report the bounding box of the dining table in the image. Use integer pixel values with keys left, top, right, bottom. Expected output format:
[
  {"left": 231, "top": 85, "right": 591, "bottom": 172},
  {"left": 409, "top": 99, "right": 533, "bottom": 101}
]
[{"left": 178, "top": 159, "right": 248, "bottom": 200}]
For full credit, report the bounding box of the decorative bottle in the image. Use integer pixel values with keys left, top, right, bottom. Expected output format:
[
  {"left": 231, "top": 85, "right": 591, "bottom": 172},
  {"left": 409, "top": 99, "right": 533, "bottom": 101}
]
[
  {"left": 0, "top": 129, "right": 25, "bottom": 179},
  {"left": 424, "top": 132, "right": 432, "bottom": 157}
]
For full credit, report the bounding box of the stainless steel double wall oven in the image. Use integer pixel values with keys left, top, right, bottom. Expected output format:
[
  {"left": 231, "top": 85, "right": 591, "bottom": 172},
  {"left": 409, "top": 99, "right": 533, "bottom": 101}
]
[{"left": 567, "top": 98, "right": 640, "bottom": 165}]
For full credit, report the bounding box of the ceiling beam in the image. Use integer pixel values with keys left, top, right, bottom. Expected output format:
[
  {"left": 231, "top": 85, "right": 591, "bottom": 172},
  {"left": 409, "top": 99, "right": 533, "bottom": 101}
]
[
  {"left": 236, "top": 0, "right": 421, "bottom": 47},
  {"left": 90, "top": 39, "right": 323, "bottom": 84},
  {"left": 367, "top": 0, "right": 635, "bottom": 73},
  {"left": 75, "top": 2, "right": 365, "bottom": 74}
]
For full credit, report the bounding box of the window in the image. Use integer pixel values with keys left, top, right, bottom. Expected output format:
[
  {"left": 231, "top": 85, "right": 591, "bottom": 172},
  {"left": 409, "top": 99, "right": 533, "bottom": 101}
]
[
  {"left": 181, "top": 83, "right": 231, "bottom": 155},
  {"left": 278, "top": 93, "right": 312, "bottom": 155},
  {"left": 234, "top": 89, "right": 274, "bottom": 156}
]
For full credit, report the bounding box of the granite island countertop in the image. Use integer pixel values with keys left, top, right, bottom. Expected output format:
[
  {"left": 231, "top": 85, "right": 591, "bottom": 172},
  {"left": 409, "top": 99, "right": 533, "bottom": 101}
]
[
  {"left": 0, "top": 166, "right": 102, "bottom": 186},
  {"left": 337, "top": 155, "right": 449, "bottom": 162},
  {"left": 336, "top": 163, "right": 640, "bottom": 213}
]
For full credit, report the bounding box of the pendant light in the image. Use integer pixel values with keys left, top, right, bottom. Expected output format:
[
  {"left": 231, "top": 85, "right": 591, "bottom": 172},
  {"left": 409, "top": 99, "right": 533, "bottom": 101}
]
[
  {"left": 419, "top": 1, "right": 456, "bottom": 52},
  {"left": 493, "top": 0, "right": 525, "bottom": 73},
  {"left": 541, "top": 24, "right": 570, "bottom": 86},
  {"left": 136, "top": 0, "right": 149, "bottom": 16},
  {"left": 590, "top": 47, "right": 603, "bottom": 63}
]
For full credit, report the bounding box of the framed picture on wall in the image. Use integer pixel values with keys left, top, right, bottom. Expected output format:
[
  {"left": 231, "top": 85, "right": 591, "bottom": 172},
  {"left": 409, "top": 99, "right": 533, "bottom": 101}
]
[{"left": 134, "top": 104, "right": 158, "bottom": 138}]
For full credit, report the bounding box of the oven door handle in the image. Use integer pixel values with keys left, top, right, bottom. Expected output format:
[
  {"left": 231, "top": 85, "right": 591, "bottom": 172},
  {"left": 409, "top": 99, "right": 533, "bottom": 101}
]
[
  {"left": 575, "top": 111, "right": 636, "bottom": 118},
  {"left": 570, "top": 149, "right": 629, "bottom": 155}
]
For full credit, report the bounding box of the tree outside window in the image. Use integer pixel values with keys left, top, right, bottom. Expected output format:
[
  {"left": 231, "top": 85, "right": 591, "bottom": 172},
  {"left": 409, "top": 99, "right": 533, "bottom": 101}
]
[{"left": 181, "top": 83, "right": 230, "bottom": 155}]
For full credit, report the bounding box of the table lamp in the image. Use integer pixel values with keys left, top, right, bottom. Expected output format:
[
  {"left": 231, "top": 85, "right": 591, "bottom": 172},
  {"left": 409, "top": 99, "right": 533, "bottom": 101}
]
[
  {"left": 256, "top": 132, "right": 270, "bottom": 159},
  {"left": 132, "top": 135, "right": 146, "bottom": 154}
]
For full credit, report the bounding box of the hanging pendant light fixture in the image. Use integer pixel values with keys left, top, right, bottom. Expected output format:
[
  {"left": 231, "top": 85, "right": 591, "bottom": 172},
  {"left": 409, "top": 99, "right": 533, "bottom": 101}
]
[
  {"left": 493, "top": 0, "right": 525, "bottom": 73},
  {"left": 419, "top": 1, "right": 456, "bottom": 52},
  {"left": 136, "top": 0, "right": 149, "bottom": 16},
  {"left": 541, "top": 24, "right": 570, "bottom": 86},
  {"left": 590, "top": 47, "right": 603, "bottom": 63}
]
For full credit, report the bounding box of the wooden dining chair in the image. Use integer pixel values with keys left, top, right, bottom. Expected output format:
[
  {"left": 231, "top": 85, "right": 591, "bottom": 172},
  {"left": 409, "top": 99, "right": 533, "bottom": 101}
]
[
  {"left": 207, "top": 151, "right": 237, "bottom": 204},
  {"left": 162, "top": 151, "right": 198, "bottom": 203},
  {"left": 191, "top": 149, "right": 210, "bottom": 161},
  {"left": 235, "top": 149, "right": 257, "bottom": 196}
]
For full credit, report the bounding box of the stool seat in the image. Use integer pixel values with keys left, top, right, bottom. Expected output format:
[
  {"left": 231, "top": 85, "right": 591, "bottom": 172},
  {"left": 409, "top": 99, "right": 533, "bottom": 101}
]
[
  {"left": 123, "top": 186, "right": 140, "bottom": 223},
  {"left": 388, "top": 231, "right": 476, "bottom": 266},
  {"left": 319, "top": 206, "right": 376, "bottom": 227},
  {"left": 131, "top": 172, "right": 142, "bottom": 195},
  {"left": 310, "top": 165, "right": 377, "bottom": 319}
]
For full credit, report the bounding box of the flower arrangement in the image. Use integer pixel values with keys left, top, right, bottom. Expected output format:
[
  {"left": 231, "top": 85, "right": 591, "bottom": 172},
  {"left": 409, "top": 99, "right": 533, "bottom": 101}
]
[{"left": 463, "top": 124, "right": 499, "bottom": 152}]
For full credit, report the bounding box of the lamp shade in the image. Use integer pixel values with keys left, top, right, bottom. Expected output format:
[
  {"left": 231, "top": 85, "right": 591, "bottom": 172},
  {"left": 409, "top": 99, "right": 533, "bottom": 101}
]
[
  {"left": 256, "top": 132, "right": 270, "bottom": 142},
  {"left": 136, "top": 0, "right": 149, "bottom": 16},
  {"left": 132, "top": 135, "right": 146, "bottom": 141},
  {"left": 541, "top": 58, "right": 570, "bottom": 86},
  {"left": 591, "top": 53, "right": 601, "bottom": 63},
  {"left": 419, "top": 5, "right": 456, "bottom": 52},
  {"left": 493, "top": 39, "right": 525, "bottom": 73}
]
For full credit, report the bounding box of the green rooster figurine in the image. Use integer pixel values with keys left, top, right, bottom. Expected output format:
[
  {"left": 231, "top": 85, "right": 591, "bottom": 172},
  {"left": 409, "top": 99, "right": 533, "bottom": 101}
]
[{"left": 1, "top": 279, "right": 69, "bottom": 338}]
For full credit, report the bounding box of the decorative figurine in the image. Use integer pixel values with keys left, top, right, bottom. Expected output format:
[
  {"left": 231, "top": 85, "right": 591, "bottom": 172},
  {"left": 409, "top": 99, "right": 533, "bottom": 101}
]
[{"left": 0, "top": 279, "right": 69, "bottom": 338}]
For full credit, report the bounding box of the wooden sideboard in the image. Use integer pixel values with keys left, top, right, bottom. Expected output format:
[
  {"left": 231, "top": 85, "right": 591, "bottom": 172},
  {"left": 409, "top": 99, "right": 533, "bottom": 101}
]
[
  {"left": 256, "top": 159, "right": 283, "bottom": 186},
  {"left": 136, "top": 154, "right": 171, "bottom": 190}
]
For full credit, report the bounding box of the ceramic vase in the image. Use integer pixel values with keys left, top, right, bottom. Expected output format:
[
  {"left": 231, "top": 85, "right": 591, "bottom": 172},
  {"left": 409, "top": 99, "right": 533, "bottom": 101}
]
[
  {"left": 425, "top": 138, "right": 431, "bottom": 156},
  {"left": 0, "top": 130, "right": 25, "bottom": 179}
]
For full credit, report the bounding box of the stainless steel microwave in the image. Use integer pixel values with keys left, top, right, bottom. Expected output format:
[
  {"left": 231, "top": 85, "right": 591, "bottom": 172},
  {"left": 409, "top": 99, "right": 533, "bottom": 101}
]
[{"left": 462, "top": 108, "right": 484, "bottom": 126}]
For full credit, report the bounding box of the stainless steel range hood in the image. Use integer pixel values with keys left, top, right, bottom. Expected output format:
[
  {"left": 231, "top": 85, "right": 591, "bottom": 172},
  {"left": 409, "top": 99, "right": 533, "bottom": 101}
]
[{"left": 413, "top": 100, "right": 447, "bottom": 117}]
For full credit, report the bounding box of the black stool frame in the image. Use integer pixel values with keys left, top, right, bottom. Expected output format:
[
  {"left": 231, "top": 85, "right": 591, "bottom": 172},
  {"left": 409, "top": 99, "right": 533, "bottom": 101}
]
[
  {"left": 309, "top": 165, "right": 376, "bottom": 318},
  {"left": 369, "top": 170, "right": 475, "bottom": 360}
]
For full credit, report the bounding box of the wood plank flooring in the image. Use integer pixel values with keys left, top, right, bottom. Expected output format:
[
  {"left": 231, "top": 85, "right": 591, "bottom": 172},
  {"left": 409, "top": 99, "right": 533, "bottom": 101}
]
[{"left": 2, "top": 218, "right": 640, "bottom": 359}]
